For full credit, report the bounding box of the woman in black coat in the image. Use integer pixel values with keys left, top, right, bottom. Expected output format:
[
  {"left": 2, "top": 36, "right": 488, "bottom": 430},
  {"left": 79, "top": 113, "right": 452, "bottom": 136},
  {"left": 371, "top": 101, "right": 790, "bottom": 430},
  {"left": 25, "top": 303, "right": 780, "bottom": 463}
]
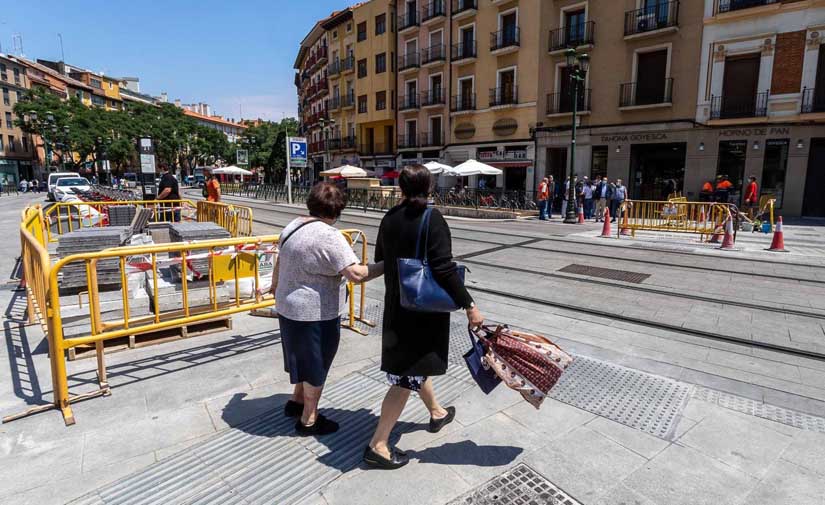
[{"left": 364, "top": 164, "right": 484, "bottom": 469}]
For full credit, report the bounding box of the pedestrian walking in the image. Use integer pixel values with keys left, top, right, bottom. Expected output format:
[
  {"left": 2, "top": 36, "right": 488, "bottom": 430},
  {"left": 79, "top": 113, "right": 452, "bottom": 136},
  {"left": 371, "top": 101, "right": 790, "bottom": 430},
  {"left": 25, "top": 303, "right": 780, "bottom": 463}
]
[
  {"left": 612, "top": 179, "right": 627, "bottom": 223},
  {"left": 582, "top": 177, "right": 594, "bottom": 219},
  {"left": 272, "top": 182, "right": 383, "bottom": 435},
  {"left": 547, "top": 175, "right": 555, "bottom": 219},
  {"left": 205, "top": 171, "right": 221, "bottom": 202},
  {"left": 744, "top": 175, "right": 758, "bottom": 218},
  {"left": 365, "top": 164, "right": 483, "bottom": 469},
  {"left": 537, "top": 177, "right": 550, "bottom": 221},
  {"left": 19, "top": 179, "right": 28, "bottom": 193}
]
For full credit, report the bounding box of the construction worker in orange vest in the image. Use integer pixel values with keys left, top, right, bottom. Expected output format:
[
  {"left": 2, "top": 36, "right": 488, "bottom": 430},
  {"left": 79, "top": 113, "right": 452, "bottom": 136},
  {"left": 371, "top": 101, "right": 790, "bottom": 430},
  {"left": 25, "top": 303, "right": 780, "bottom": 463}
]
[
  {"left": 715, "top": 175, "right": 733, "bottom": 203},
  {"left": 700, "top": 180, "right": 714, "bottom": 202}
]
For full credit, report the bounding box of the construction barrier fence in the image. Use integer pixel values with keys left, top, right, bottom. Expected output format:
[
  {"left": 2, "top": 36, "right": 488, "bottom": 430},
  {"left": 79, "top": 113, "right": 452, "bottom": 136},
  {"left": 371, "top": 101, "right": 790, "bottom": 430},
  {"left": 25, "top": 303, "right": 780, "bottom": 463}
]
[
  {"left": 619, "top": 200, "right": 736, "bottom": 239},
  {"left": 12, "top": 203, "right": 369, "bottom": 426},
  {"left": 43, "top": 199, "right": 254, "bottom": 242}
]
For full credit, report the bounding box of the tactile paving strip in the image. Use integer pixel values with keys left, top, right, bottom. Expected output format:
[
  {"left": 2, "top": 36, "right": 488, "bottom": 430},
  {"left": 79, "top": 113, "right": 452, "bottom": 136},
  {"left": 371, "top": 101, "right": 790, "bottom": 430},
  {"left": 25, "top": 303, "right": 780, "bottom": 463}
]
[
  {"left": 447, "top": 463, "right": 582, "bottom": 505},
  {"left": 693, "top": 387, "right": 825, "bottom": 433},
  {"left": 558, "top": 263, "right": 650, "bottom": 283}
]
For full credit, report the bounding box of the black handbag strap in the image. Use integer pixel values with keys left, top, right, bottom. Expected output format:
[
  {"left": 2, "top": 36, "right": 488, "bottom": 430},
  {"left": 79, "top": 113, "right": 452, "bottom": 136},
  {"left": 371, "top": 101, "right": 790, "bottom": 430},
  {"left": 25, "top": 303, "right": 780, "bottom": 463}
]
[
  {"left": 280, "top": 218, "right": 321, "bottom": 248},
  {"left": 414, "top": 208, "right": 433, "bottom": 263}
]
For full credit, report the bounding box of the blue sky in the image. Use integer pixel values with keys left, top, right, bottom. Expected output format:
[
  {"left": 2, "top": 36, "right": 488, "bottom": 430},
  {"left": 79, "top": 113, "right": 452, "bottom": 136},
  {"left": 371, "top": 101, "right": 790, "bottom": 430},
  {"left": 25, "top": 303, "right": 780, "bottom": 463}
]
[{"left": 1, "top": 0, "right": 345, "bottom": 120}]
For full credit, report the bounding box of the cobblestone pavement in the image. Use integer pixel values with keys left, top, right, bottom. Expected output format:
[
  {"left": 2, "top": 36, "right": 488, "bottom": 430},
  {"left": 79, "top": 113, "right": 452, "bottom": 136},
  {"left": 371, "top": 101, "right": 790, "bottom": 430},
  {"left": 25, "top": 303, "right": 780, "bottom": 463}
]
[{"left": 2, "top": 193, "right": 824, "bottom": 505}]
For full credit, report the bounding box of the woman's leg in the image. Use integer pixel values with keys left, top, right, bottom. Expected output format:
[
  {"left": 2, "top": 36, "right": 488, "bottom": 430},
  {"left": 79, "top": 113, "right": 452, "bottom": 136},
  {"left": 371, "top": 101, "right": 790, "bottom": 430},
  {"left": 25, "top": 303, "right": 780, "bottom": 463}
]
[
  {"left": 369, "top": 386, "right": 411, "bottom": 458},
  {"left": 291, "top": 383, "right": 304, "bottom": 403},
  {"left": 300, "top": 382, "right": 324, "bottom": 426},
  {"left": 418, "top": 378, "right": 447, "bottom": 419}
]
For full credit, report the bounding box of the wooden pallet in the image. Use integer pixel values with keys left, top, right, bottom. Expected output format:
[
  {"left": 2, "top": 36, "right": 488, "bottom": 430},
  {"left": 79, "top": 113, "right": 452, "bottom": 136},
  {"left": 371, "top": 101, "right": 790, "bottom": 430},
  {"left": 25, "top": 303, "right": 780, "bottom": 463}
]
[{"left": 67, "top": 316, "right": 233, "bottom": 360}]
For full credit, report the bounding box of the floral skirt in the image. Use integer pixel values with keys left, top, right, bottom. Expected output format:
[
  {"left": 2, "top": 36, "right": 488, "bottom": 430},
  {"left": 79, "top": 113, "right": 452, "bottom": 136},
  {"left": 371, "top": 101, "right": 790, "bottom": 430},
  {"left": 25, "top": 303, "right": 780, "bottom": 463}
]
[{"left": 386, "top": 373, "right": 428, "bottom": 392}]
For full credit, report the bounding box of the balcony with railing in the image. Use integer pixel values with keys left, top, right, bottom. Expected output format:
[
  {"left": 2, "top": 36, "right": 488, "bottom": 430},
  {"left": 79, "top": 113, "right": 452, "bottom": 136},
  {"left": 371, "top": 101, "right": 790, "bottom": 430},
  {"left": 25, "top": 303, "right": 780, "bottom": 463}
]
[
  {"left": 619, "top": 78, "right": 673, "bottom": 108},
  {"left": 398, "top": 11, "right": 420, "bottom": 33},
  {"left": 624, "top": 1, "right": 679, "bottom": 38},
  {"left": 489, "top": 86, "right": 519, "bottom": 107},
  {"left": 451, "top": 42, "right": 477, "bottom": 63},
  {"left": 714, "top": 0, "right": 778, "bottom": 15},
  {"left": 358, "top": 142, "right": 394, "bottom": 156},
  {"left": 421, "top": 88, "right": 446, "bottom": 107},
  {"left": 710, "top": 91, "right": 770, "bottom": 120},
  {"left": 452, "top": 0, "right": 477, "bottom": 19},
  {"left": 422, "top": 44, "right": 446, "bottom": 65},
  {"left": 330, "top": 96, "right": 342, "bottom": 110},
  {"left": 423, "top": 0, "right": 446, "bottom": 23},
  {"left": 549, "top": 21, "right": 595, "bottom": 53},
  {"left": 308, "top": 140, "right": 325, "bottom": 154},
  {"left": 451, "top": 94, "right": 476, "bottom": 112},
  {"left": 419, "top": 131, "right": 445, "bottom": 147},
  {"left": 802, "top": 87, "right": 825, "bottom": 114},
  {"left": 342, "top": 91, "right": 355, "bottom": 109},
  {"left": 341, "top": 56, "right": 355, "bottom": 74},
  {"left": 399, "top": 94, "right": 420, "bottom": 111},
  {"left": 329, "top": 59, "right": 342, "bottom": 77},
  {"left": 316, "top": 45, "right": 328, "bottom": 64},
  {"left": 547, "top": 89, "right": 592, "bottom": 115},
  {"left": 397, "top": 133, "right": 420, "bottom": 149},
  {"left": 329, "top": 135, "right": 357, "bottom": 151},
  {"left": 399, "top": 52, "right": 421, "bottom": 72},
  {"left": 490, "top": 27, "right": 520, "bottom": 54}
]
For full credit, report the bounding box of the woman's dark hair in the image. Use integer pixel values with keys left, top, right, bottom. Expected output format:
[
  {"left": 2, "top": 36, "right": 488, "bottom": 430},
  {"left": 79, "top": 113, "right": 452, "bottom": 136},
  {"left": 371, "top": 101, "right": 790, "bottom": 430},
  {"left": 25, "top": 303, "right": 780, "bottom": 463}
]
[
  {"left": 399, "top": 164, "right": 432, "bottom": 209},
  {"left": 307, "top": 181, "right": 347, "bottom": 219}
]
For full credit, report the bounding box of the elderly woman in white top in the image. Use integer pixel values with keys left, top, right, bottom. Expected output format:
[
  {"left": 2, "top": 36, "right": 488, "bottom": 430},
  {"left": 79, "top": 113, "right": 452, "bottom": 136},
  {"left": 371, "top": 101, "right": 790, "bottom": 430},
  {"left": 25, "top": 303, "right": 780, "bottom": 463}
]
[{"left": 271, "top": 182, "right": 383, "bottom": 436}]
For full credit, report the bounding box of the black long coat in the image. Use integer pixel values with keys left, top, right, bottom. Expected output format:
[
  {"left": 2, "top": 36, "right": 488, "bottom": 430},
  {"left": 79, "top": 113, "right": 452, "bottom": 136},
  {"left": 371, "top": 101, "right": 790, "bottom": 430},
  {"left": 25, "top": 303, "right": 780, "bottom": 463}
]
[{"left": 375, "top": 202, "right": 473, "bottom": 376}]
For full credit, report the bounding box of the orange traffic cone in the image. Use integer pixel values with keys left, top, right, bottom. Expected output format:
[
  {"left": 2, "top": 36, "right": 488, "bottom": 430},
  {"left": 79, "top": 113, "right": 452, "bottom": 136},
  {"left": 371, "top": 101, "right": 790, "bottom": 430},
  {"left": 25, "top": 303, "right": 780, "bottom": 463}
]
[
  {"left": 767, "top": 216, "right": 787, "bottom": 252},
  {"left": 698, "top": 206, "right": 706, "bottom": 224},
  {"left": 708, "top": 225, "right": 722, "bottom": 243},
  {"left": 577, "top": 205, "right": 585, "bottom": 224},
  {"left": 719, "top": 218, "right": 735, "bottom": 250},
  {"left": 620, "top": 205, "right": 631, "bottom": 236},
  {"left": 600, "top": 208, "right": 612, "bottom": 237}
]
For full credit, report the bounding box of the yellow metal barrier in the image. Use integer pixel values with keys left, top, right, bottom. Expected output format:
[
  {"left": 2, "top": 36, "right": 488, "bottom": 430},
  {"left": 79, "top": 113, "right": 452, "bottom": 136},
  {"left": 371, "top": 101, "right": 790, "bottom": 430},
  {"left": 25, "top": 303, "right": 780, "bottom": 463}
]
[
  {"left": 196, "top": 200, "right": 254, "bottom": 237},
  {"left": 43, "top": 199, "right": 254, "bottom": 242},
  {"left": 619, "top": 200, "right": 733, "bottom": 239},
  {"left": 19, "top": 206, "right": 50, "bottom": 327},
  {"left": 758, "top": 196, "right": 776, "bottom": 228},
  {"left": 340, "top": 229, "right": 376, "bottom": 335}
]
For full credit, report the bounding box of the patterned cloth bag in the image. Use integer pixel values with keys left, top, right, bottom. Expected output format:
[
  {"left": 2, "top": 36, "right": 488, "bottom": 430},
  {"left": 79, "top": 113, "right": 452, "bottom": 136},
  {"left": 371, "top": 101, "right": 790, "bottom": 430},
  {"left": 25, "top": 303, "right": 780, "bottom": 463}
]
[{"left": 476, "top": 325, "right": 573, "bottom": 409}]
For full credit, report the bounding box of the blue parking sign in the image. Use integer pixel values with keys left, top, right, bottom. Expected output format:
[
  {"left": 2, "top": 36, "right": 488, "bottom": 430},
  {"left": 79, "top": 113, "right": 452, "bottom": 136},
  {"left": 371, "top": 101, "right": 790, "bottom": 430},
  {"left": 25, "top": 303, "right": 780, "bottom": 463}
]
[{"left": 288, "top": 137, "right": 307, "bottom": 167}]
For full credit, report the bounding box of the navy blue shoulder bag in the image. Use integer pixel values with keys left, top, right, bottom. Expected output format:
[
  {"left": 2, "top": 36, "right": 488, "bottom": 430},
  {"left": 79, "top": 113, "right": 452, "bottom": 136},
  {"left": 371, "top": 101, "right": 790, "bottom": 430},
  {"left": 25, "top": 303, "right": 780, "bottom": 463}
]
[{"left": 398, "top": 208, "right": 466, "bottom": 312}]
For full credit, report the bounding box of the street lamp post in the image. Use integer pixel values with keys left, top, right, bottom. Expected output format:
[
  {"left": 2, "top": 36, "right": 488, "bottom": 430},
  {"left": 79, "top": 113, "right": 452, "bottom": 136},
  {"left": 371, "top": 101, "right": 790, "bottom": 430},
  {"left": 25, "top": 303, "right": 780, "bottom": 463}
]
[
  {"left": 319, "top": 117, "right": 336, "bottom": 175},
  {"left": 563, "top": 48, "right": 590, "bottom": 224}
]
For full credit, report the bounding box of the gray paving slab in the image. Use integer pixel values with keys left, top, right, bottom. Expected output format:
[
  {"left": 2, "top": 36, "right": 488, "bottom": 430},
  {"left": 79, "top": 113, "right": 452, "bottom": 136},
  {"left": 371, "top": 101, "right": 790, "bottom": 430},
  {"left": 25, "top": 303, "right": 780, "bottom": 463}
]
[
  {"left": 741, "top": 459, "right": 825, "bottom": 505},
  {"left": 779, "top": 430, "right": 825, "bottom": 477},
  {"left": 622, "top": 444, "right": 758, "bottom": 505}
]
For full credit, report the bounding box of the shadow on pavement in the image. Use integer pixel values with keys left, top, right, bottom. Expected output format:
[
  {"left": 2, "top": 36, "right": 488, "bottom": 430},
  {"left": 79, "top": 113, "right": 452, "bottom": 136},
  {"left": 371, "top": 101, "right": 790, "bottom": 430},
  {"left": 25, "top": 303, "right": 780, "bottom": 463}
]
[
  {"left": 3, "top": 288, "right": 48, "bottom": 406},
  {"left": 409, "top": 440, "right": 523, "bottom": 466}
]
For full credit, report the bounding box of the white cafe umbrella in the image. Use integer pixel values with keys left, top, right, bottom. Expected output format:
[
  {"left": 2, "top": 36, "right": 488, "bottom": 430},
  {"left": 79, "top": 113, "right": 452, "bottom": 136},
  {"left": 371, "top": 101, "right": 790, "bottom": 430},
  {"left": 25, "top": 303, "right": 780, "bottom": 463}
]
[
  {"left": 446, "top": 159, "right": 503, "bottom": 177},
  {"left": 319, "top": 165, "right": 372, "bottom": 178},
  {"left": 423, "top": 161, "right": 452, "bottom": 175},
  {"left": 212, "top": 165, "right": 253, "bottom": 176}
]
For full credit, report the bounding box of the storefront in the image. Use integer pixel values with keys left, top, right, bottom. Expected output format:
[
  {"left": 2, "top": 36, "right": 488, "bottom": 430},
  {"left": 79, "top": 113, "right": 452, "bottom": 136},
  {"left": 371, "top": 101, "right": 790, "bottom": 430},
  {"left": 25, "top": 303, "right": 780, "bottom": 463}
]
[
  {"left": 442, "top": 142, "right": 535, "bottom": 191},
  {"left": 535, "top": 122, "right": 823, "bottom": 217}
]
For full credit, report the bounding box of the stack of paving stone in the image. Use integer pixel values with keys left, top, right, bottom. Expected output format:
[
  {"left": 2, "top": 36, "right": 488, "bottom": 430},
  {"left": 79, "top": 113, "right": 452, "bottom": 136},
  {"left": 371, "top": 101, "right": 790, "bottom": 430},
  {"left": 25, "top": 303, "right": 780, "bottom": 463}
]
[
  {"left": 57, "top": 227, "right": 131, "bottom": 292},
  {"left": 107, "top": 205, "right": 137, "bottom": 227},
  {"left": 168, "top": 222, "right": 231, "bottom": 280}
]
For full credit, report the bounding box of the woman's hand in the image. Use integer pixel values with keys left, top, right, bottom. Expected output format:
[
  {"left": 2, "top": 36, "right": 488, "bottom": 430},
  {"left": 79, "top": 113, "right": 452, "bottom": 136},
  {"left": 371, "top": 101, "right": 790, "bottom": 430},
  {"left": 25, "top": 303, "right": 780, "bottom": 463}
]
[{"left": 466, "top": 305, "right": 483, "bottom": 328}]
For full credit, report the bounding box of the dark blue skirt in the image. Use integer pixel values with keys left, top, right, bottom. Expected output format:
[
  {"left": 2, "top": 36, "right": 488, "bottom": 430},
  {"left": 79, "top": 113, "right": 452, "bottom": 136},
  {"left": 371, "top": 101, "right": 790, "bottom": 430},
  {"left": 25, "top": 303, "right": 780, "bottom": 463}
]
[{"left": 279, "top": 315, "right": 341, "bottom": 387}]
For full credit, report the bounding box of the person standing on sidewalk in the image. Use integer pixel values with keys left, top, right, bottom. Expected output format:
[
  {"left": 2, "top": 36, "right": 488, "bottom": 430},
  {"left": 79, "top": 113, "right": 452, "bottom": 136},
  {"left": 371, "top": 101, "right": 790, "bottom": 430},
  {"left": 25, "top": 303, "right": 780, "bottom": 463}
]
[
  {"left": 582, "top": 177, "right": 594, "bottom": 219},
  {"left": 611, "top": 179, "right": 627, "bottom": 223},
  {"left": 157, "top": 165, "right": 182, "bottom": 222},
  {"left": 744, "top": 175, "right": 759, "bottom": 218},
  {"left": 547, "top": 175, "right": 555, "bottom": 219},
  {"left": 594, "top": 177, "right": 611, "bottom": 222},
  {"left": 206, "top": 171, "right": 221, "bottom": 202},
  {"left": 273, "top": 182, "right": 384, "bottom": 436},
  {"left": 537, "top": 177, "right": 550, "bottom": 221},
  {"left": 365, "top": 164, "right": 484, "bottom": 469}
]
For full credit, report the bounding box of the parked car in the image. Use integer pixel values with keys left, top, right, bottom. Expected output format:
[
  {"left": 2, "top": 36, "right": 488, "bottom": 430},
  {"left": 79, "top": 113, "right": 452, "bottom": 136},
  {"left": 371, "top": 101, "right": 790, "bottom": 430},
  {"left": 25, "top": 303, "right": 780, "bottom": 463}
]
[
  {"left": 52, "top": 176, "right": 91, "bottom": 201},
  {"left": 47, "top": 172, "right": 80, "bottom": 201}
]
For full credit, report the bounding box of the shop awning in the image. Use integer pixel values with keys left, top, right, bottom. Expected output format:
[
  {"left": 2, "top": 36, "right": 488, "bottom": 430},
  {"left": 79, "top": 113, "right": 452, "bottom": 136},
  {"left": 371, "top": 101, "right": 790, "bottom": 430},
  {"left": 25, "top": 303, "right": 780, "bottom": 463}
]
[{"left": 381, "top": 170, "right": 400, "bottom": 179}]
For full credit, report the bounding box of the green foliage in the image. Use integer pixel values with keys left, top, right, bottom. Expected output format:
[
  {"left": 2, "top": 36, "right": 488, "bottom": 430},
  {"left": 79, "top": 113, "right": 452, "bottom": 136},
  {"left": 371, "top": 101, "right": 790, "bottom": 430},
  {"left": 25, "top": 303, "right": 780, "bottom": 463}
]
[
  {"left": 13, "top": 89, "right": 253, "bottom": 175},
  {"left": 236, "top": 118, "right": 298, "bottom": 183}
]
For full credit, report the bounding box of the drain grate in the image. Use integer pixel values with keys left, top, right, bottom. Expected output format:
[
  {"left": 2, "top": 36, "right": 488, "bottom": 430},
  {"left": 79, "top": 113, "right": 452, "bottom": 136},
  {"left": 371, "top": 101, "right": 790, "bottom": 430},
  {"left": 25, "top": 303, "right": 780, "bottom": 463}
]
[
  {"left": 558, "top": 263, "right": 650, "bottom": 284},
  {"left": 447, "top": 463, "right": 582, "bottom": 505},
  {"left": 693, "top": 387, "right": 825, "bottom": 433}
]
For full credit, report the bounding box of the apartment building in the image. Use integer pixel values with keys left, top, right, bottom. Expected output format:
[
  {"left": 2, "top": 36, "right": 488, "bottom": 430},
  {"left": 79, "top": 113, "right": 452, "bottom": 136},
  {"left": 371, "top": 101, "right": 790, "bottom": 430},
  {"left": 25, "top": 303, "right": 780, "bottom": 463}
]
[
  {"left": 534, "top": 0, "right": 705, "bottom": 200},
  {"left": 352, "top": 0, "right": 397, "bottom": 172},
  {"left": 326, "top": 7, "right": 359, "bottom": 167},
  {"left": 295, "top": 15, "right": 332, "bottom": 180},
  {"left": 182, "top": 109, "right": 247, "bottom": 143},
  {"left": 0, "top": 54, "right": 35, "bottom": 184},
  {"left": 694, "top": 0, "right": 825, "bottom": 217}
]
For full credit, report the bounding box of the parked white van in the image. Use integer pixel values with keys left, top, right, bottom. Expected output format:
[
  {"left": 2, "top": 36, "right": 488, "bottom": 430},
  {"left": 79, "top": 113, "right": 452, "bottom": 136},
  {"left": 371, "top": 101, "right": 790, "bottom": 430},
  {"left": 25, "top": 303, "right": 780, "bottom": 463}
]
[{"left": 47, "top": 172, "right": 80, "bottom": 201}]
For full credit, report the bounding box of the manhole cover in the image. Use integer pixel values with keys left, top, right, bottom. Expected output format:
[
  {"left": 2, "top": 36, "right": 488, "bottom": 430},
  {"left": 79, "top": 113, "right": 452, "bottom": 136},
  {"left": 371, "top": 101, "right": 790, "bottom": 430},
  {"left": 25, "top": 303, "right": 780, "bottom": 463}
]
[
  {"left": 447, "top": 463, "right": 582, "bottom": 505},
  {"left": 558, "top": 264, "right": 650, "bottom": 284}
]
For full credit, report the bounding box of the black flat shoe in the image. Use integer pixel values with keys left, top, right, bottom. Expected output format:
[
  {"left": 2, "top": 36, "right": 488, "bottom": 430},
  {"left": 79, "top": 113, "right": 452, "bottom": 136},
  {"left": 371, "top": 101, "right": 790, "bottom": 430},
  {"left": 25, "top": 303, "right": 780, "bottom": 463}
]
[
  {"left": 284, "top": 400, "right": 303, "bottom": 418},
  {"left": 363, "top": 446, "right": 409, "bottom": 470},
  {"left": 295, "top": 414, "right": 339, "bottom": 436},
  {"left": 428, "top": 406, "right": 456, "bottom": 433}
]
